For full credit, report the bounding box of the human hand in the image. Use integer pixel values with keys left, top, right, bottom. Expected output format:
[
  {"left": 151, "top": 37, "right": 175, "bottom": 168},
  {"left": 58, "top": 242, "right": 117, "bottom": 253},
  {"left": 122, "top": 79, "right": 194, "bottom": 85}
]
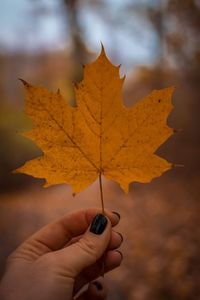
[{"left": 0, "top": 208, "right": 123, "bottom": 300}]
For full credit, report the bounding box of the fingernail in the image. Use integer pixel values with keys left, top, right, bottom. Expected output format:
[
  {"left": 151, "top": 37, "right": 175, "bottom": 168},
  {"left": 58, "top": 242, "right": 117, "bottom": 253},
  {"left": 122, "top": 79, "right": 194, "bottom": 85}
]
[
  {"left": 92, "top": 281, "right": 103, "bottom": 290},
  {"left": 115, "top": 250, "right": 123, "bottom": 260},
  {"left": 112, "top": 211, "right": 120, "bottom": 220},
  {"left": 90, "top": 214, "right": 108, "bottom": 235},
  {"left": 117, "top": 232, "right": 123, "bottom": 243}
]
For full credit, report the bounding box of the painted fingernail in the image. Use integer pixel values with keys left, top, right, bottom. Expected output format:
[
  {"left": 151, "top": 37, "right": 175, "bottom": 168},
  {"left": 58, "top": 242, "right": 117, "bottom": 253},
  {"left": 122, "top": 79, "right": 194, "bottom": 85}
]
[
  {"left": 92, "top": 281, "right": 103, "bottom": 291},
  {"left": 112, "top": 211, "right": 120, "bottom": 220},
  {"left": 115, "top": 250, "right": 123, "bottom": 260},
  {"left": 90, "top": 214, "right": 108, "bottom": 235}
]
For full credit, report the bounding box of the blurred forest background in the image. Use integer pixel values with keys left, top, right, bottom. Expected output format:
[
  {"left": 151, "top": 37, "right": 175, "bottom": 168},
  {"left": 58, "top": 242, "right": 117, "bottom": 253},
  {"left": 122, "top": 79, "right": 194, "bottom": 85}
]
[{"left": 0, "top": 0, "right": 200, "bottom": 299}]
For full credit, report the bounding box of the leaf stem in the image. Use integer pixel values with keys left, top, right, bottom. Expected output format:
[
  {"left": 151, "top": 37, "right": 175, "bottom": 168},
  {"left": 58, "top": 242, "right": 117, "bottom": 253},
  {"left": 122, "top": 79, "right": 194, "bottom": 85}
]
[
  {"left": 99, "top": 173, "right": 105, "bottom": 214},
  {"left": 99, "top": 172, "right": 105, "bottom": 277}
]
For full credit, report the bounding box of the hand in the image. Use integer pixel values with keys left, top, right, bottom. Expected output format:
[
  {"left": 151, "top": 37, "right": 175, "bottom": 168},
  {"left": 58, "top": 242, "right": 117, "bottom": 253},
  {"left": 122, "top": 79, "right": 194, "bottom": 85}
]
[{"left": 0, "top": 208, "right": 123, "bottom": 300}]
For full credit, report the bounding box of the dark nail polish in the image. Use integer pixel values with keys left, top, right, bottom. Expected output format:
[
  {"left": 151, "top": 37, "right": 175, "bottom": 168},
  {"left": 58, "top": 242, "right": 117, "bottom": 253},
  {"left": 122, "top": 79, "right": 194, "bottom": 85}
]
[
  {"left": 90, "top": 214, "right": 107, "bottom": 235},
  {"left": 115, "top": 250, "right": 123, "bottom": 260},
  {"left": 92, "top": 281, "right": 103, "bottom": 290},
  {"left": 112, "top": 211, "right": 120, "bottom": 220}
]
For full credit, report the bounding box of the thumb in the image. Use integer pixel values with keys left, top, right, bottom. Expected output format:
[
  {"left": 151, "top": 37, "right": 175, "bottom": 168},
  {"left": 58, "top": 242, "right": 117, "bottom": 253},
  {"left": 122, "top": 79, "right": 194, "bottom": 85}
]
[{"left": 55, "top": 214, "right": 111, "bottom": 277}]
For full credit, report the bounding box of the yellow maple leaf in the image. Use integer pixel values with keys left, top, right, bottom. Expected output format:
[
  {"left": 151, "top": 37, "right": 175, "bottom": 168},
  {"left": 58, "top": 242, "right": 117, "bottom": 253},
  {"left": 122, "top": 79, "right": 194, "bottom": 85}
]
[{"left": 15, "top": 46, "right": 174, "bottom": 197}]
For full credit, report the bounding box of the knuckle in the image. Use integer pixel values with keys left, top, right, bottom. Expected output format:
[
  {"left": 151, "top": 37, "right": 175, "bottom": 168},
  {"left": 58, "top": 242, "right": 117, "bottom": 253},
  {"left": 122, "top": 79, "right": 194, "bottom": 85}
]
[
  {"left": 77, "top": 236, "right": 99, "bottom": 262},
  {"left": 34, "top": 252, "right": 56, "bottom": 272},
  {"left": 6, "top": 249, "right": 22, "bottom": 266},
  {"left": 38, "top": 252, "right": 56, "bottom": 267}
]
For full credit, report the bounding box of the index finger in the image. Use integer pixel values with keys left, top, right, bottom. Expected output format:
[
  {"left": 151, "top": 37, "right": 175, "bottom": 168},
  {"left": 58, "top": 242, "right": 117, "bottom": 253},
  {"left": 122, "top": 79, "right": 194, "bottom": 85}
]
[{"left": 14, "top": 208, "right": 120, "bottom": 259}]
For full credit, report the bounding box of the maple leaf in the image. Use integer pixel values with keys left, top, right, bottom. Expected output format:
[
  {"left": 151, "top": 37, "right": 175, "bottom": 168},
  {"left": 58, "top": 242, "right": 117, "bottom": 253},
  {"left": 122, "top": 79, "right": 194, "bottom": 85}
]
[{"left": 14, "top": 46, "right": 174, "bottom": 195}]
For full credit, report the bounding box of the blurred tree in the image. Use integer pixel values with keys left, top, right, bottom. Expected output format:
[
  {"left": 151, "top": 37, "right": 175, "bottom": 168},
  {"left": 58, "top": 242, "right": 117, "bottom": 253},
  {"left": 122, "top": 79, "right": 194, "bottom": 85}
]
[{"left": 64, "top": 0, "right": 87, "bottom": 73}]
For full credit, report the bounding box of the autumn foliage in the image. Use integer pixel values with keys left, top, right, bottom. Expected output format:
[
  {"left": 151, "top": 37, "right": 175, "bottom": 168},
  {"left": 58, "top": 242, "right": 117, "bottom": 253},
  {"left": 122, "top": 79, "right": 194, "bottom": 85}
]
[{"left": 15, "top": 47, "right": 174, "bottom": 196}]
